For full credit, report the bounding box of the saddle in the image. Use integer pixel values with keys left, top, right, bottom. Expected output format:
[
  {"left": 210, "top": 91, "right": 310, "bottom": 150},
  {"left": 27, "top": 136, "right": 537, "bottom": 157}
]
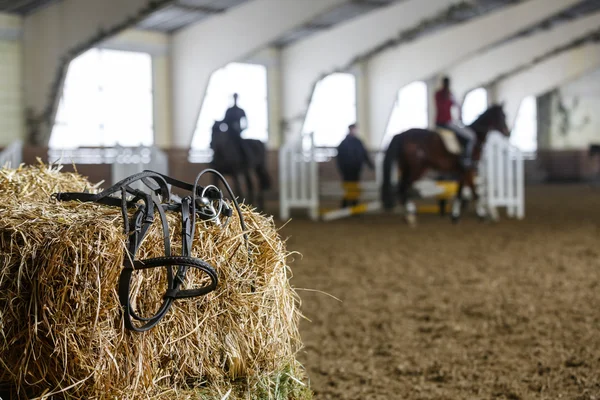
[
  {"left": 435, "top": 127, "right": 463, "bottom": 155},
  {"left": 52, "top": 169, "right": 246, "bottom": 332}
]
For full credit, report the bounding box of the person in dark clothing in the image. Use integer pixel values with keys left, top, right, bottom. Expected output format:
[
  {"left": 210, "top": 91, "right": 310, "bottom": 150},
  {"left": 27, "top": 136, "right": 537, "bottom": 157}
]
[
  {"left": 222, "top": 93, "right": 250, "bottom": 164},
  {"left": 336, "top": 123, "right": 374, "bottom": 208},
  {"left": 435, "top": 76, "right": 475, "bottom": 168}
]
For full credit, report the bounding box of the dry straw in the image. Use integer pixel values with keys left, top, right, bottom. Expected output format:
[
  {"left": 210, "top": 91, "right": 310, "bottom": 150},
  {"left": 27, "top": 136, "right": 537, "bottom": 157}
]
[{"left": 0, "top": 163, "right": 312, "bottom": 399}]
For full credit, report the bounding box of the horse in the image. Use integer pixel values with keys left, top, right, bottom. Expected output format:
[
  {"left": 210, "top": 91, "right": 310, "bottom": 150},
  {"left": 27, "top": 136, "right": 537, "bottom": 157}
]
[
  {"left": 381, "top": 104, "right": 510, "bottom": 226},
  {"left": 209, "top": 120, "right": 271, "bottom": 211}
]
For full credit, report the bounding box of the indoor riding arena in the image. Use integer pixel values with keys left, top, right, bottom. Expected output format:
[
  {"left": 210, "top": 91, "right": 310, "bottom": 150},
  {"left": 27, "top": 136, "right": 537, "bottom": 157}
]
[
  {"left": 284, "top": 184, "right": 600, "bottom": 399},
  {"left": 1, "top": 0, "right": 600, "bottom": 399}
]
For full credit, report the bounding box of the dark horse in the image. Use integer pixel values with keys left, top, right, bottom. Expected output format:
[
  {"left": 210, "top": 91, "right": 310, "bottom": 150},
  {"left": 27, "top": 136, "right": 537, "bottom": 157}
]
[
  {"left": 210, "top": 120, "right": 271, "bottom": 210},
  {"left": 381, "top": 104, "right": 510, "bottom": 225}
]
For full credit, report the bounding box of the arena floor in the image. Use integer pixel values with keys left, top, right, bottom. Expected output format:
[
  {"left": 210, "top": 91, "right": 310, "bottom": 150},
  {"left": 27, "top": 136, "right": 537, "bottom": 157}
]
[{"left": 280, "top": 184, "right": 600, "bottom": 399}]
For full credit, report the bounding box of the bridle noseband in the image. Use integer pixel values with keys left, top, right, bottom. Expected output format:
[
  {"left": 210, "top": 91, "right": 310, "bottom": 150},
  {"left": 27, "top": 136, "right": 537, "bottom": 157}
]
[{"left": 52, "top": 169, "right": 247, "bottom": 332}]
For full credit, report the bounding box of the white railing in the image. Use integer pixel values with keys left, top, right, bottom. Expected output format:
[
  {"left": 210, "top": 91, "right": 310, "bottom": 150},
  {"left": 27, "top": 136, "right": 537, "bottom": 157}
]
[
  {"left": 0, "top": 140, "right": 23, "bottom": 168},
  {"left": 110, "top": 147, "right": 169, "bottom": 191},
  {"left": 48, "top": 146, "right": 169, "bottom": 188},
  {"left": 480, "top": 132, "right": 525, "bottom": 220},
  {"left": 188, "top": 148, "right": 214, "bottom": 163},
  {"left": 279, "top": 132, "right": 318, "bottom": 221}
]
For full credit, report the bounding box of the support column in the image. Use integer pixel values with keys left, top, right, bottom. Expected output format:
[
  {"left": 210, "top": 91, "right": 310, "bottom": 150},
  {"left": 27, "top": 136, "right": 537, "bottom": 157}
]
[
  {"left": 244, "top": 46, "right": 282, "bottom": 150},
  {"left": 153, "top": 55, "right": 173, "bottom": 149},
  {"left": 354, "top": 61, "right": 372, "bottom": 147},
  {"left": 0, "top": 13, "right": 23, "bottom": 145},
  {"left": 536, "top": 92, "right": 553, "bottom": 150},
  {"left": 427, "top": 75, "right": 442, "bottom": 129},
  {"left": 486, "top": 83, "right": 499, "bottom": 106},
  {"left": 267, "top": 51, "right": 283, "bottom": 150}
]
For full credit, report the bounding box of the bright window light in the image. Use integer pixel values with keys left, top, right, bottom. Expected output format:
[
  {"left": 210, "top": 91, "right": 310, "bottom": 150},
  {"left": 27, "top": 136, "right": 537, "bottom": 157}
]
[
  {"left": 510, "top": 95, "right": 537, "bottom": 153},
  {"left": 462, "top": 87, "right": 487, "bottom": 126},
  {"left": 382, "top": 81, "right": 428, "bottom": 148},
  {"left": 191, "top": 62, "right": 268, "bottom": 149},
  {"left": 303, "top": 73, "right": 357, "bottom": 147},
  {"left": 49, "top": 48, "right": 153, "bottom": 149}
]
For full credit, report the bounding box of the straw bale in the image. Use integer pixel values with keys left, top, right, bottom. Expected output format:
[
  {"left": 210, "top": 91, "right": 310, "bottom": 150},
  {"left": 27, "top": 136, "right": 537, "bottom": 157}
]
[{"left": 0, "top": 164, "right": 311, "bottom": 399}]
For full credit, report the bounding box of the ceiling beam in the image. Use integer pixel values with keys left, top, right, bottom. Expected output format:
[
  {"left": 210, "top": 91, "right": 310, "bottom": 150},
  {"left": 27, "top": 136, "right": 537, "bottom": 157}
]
[
  {"left": 449, "top": 10, "right": 600, "bottom": 100},
  {"left": 496, "top": 43, "right": 600, "bottom": 126}
]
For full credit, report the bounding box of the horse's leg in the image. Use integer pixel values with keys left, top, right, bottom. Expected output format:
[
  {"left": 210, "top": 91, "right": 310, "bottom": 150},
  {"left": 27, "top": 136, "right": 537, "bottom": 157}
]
[
  {"left": 439, "top": 199, "right": 447, "bottom": 217},
  {"left": 399, "top": 163, "right": 428, "bottom": 227},
  {"left": 244, "top": 171, "right": 256, "bottom": 208},
  {"left": 255, "top": 172, "right": 265, "bottom": 212},
  {"left": 451, "top": 176, "right": 465, "bottom": 224},
  {"left": 465, "top": 169, "right": 486, "bottom": 221},
  {"left": 397, "top": 163, "right": 410, "bottom": 213},
  {"left": 231, "top": 174, "right": 244, "bottom": 204},
  {"left": 211, "top": 169, "right": 221, "bottom": 193}
]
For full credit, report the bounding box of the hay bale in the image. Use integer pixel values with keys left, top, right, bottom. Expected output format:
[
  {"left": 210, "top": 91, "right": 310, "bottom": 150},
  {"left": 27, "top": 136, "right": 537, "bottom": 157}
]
[{"left": 0, "top": 164, "right": 311, "bottom": 399}]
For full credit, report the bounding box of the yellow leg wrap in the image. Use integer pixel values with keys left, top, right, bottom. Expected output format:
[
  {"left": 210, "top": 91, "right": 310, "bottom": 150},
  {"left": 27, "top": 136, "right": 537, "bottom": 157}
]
[{"left": 343, "top": 182, "right": 361, "bottom": 201}]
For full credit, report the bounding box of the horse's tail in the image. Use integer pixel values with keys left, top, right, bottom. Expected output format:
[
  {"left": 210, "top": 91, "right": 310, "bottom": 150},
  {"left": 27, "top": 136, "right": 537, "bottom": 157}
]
[{"left": 381, "top": 134, "right": 402, "bottom": 210}]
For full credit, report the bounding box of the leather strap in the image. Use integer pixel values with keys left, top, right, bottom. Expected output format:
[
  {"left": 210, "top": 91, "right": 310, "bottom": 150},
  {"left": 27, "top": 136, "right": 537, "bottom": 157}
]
[{"left": 53, "top": 169, "right": 244, "bottom": 332}]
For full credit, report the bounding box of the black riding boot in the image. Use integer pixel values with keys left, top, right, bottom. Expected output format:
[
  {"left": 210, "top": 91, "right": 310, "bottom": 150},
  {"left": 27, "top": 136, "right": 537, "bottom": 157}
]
[{"left": 462, "top": 138, "right": 475, "bottom": 168}]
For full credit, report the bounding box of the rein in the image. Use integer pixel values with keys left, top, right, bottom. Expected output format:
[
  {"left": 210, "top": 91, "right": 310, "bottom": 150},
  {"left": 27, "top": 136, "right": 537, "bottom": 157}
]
[{"left": 52, "top": 169, "right": 247, "bottom": 332}]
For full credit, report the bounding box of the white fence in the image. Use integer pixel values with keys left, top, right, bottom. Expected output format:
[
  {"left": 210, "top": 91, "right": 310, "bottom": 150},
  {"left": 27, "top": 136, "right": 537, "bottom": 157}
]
[
  {"left": 0, "top": 140, "right": 23, "bottom": 168},
  {"left": 48, "top": 146, "right": 169, "bottom": 190},
  {"left": 480, "top": 131, "right": 525, "bottom": 220},
  {"left": 279, "top": 131, "right": 525, "bottom": 221},
  {"left": 279, "top": 132, "right": 319, "bottom": 221}
]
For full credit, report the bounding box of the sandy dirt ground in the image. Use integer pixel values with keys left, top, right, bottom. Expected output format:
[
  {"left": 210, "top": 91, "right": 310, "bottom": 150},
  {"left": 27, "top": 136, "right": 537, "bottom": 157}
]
[{"left": 279, "top": 185, "right": 600, "bottom": 400}]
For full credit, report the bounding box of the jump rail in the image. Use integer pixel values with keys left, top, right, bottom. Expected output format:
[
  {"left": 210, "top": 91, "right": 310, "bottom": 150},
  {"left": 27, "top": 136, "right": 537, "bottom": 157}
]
[{"left": 279, "top": 131, "right": 525, "bottom": 221}]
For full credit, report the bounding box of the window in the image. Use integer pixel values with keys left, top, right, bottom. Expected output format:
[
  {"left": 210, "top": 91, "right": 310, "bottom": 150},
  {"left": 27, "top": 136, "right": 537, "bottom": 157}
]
[
  {"left": 49, "top": 48, "right": 153, "bottom": 149},
  {"left": 382, "top": 81, "right": 428, "bottom": 148},
  {"left": 191, "top": 62, "right": 268, "bottom": 149},
  {"left": 303, "top": 73, "right": 357, "bottom": 147},
  {"left": 510, "top": 95, "right": 537, "bottom": 153},
  {"left": 462, "top": 87, "right": 487, "bottom": 126}
]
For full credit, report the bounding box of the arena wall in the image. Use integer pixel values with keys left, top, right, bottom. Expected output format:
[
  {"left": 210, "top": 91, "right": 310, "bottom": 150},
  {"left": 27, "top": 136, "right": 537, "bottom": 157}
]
[
  {"left": 0, "top": 13, "right": 23, "bottom": 147},
  {"left": 545, "top": 69, "right": 600, "bottom": 150}
]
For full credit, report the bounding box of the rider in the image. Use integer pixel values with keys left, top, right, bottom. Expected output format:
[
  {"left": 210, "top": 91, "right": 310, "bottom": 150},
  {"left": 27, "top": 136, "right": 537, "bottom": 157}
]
[
  {"left": 336, "top": 123, "right": 375, "bottom": 208},
  {"left": 223, "top": 93, "right": 250, "bottom": 164},
  {"left": 435, "top": 76, "right": 475, "bottom": 168}
]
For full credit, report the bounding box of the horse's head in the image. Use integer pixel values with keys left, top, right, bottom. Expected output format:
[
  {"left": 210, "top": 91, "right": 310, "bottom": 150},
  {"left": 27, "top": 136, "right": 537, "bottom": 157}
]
[
  {"left": 473, "top": 104, "right": 510, "bottom": 136},
  {"left": 468, "top": 104, "right": 509, "bottom": 163}
]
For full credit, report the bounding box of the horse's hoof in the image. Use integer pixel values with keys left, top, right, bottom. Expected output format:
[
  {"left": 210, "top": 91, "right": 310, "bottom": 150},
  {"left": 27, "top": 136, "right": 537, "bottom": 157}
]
[
  {"left": 406, "top": 214, "right": 417, "bottom": 227},
  {"left": 451, "top": 216, "right": 460, "bottom": 224}
]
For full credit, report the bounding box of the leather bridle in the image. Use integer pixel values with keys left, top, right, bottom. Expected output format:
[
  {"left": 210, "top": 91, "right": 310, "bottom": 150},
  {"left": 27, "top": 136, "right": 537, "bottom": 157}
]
[{"left": 52, "top": 169, "right": 246, "bottom": 332}]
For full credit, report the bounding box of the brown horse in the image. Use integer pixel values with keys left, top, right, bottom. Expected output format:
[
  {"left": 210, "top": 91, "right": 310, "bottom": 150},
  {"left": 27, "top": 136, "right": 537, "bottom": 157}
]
[
  {"left": 210, "top": 120, "right": 271, "bottom": 211},
  {"left": 381, "top": 104, "right": 510, "bottom": 225}
]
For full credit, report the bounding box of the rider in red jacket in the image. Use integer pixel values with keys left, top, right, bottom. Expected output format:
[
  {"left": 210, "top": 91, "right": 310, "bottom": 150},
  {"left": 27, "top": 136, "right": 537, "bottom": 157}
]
[{"left": 435, "top": 77, "right": 475, "bottom": 168}]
